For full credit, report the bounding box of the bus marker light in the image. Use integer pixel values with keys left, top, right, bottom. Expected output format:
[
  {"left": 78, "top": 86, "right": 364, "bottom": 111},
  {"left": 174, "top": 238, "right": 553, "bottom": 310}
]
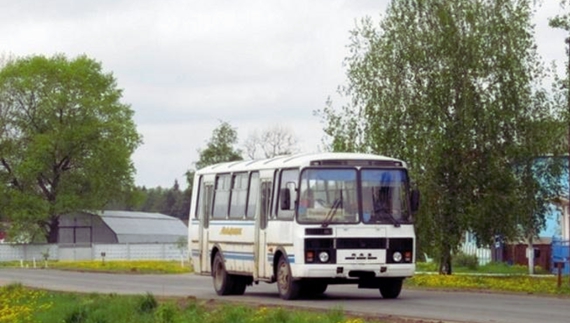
[{"left": 306, "top": 251, "right": 314, "bottom": 262}]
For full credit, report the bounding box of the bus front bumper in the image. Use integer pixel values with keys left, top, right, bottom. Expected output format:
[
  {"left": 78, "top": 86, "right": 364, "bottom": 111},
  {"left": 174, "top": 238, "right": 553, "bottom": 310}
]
[{"left": 291, "top": 263, "right": 415, "bottom": 279}]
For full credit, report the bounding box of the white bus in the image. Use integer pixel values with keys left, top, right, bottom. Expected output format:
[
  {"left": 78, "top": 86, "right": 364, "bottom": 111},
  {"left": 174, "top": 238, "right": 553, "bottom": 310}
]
[{"left": 189, "top": 152, "right": 419, "bottom": 300}]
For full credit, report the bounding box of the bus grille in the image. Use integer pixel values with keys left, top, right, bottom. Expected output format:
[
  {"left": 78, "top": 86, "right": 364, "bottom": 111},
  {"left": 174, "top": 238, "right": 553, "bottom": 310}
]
[{"left": 337, "top": 238, "right": 386, "bottom": 249}]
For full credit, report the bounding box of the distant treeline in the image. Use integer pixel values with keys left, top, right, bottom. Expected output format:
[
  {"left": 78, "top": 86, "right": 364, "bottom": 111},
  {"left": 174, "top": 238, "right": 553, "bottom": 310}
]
[{"left": 106, "top": 180, "right": 191, "bottom": 221}]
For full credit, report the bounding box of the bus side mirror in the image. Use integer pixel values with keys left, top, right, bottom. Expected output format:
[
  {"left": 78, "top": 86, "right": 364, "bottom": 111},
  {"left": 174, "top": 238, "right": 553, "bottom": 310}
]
[
  {"left": 411, "top": 189, "right": 420, "bottom": 214},
  {"left": 280, "top": 188, "right": 291, "bottom": 210}
]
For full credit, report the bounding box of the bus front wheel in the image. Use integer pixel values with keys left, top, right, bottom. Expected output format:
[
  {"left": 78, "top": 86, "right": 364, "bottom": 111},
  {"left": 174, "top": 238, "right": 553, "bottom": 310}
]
[
  {"left": 301, "top": 281, "right": 327, "bottom": 296},
  {"left": 379, "top": 278, "right": 403, "bottom": 299},
  {"left": 212, "top": 252, "right": 235, "bottom": 295},
  {"left": 277, "top": 256, "right": 301, "bottom": 300}
]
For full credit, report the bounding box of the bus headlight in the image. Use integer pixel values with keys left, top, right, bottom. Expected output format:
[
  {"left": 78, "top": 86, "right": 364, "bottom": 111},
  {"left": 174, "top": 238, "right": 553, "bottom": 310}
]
[
  {"left": 392, "top": 251, "right": 402, "bottom": 263},
  {"left": 318, "top": 251, "right": 330, "bottom": 263}
]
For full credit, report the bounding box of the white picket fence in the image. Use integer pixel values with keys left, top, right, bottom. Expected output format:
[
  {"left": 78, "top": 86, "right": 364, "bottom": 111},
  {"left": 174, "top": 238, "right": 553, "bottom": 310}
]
[
  {"left": 460, "top": 243, "right": 492, "bottom": 265},
  {"left": 0, "top": 243, "right": 189, "bottom": 262}
]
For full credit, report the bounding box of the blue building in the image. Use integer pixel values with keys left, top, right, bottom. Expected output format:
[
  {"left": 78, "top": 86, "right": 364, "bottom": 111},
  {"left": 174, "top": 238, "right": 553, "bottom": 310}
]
[
  {"left": 545, "top": 156, "right": 569, "bottom": 240},
  {"left": 461, "top": 156, "right": 570, "bottom": 271}
]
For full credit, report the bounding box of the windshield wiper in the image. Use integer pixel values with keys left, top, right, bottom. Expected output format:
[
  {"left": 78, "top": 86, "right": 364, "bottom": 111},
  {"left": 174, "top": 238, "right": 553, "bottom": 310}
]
[
  {"left": 383, "top": 213, "right": 401, "bottom": 227},
  {"left": 322, "top": 197, "right": 342, "bottom": 228},
  {"left": 373, "top": 206, "right": 400, "bottom": 227}
]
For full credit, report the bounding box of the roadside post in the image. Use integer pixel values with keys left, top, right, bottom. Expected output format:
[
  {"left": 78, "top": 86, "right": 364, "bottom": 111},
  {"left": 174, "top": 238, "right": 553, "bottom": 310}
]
[{"left": 554, "top": 261, "right": 564, "bottom": 288}]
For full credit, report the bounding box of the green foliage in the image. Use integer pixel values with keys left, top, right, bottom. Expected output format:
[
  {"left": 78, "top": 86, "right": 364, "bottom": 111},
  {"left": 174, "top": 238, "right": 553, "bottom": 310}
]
[
  {"left": 263, "top": 307, "right": 291, "bottom": 323},
  {"left": 1, "top": 259, "right": 193, "bottom": 273},
  {"left": 475, "top": 261, "right": 549, "bottom": 275},
  {"left": 106, "top": 180, "right": 192, "bottom": 220},
  {"left": 4, "top": 285, "right": 569, "bottom": 323},
  {"left": 549, "top": 0, "right": 570, "bottom": 31},
  {"left": 195, "top": 120, "right": 242, "bottom": 170},
  {"left": 136, "top": 293, "right": 158, "bottom": 314},
  {"left": 408, "top": 273, "right": 570, "bottom": 295},
  {"left": 0, "top": 54, "right": 142, "bottom": 242},
  {"left": 155, "top": 302, "right": 178, "bottom": 323},
  {"left": 452, "top": 253, "right": 479, "bottom": 270},
  {"left": 64, "top": 306, "right": 89, "bottom": 323},
  {"left": 30, "top": 291, "right": 149, "bottom": 323},
  {"left": 325, "top": 307, "right": 345, "bottom": 323},
  {"left": 175, "top": 236, "right": 188, "bottom": 252},
  {"left": 417, "top": 260, "right": 551, "bottom": 275},
  {"left": 317, "top": 0, "right": 565, "bottom": 274}
]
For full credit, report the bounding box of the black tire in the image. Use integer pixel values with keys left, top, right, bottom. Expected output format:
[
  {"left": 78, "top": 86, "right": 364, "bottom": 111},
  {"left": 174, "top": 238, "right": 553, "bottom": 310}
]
[
  {"left": 379, "top": 278, "right": 403, "bottom": 299},
  {"left": 212, "top": 252, "right": 234, "bottom": 295},
  {"left": 277, "top": 256, "right": 301, "bottom": 300},
  {"left": 230, "top": 276, "right": 247, "bottom": 295},
  {"left": 302, "top": 281, "right": 328, "bottom": 297}
]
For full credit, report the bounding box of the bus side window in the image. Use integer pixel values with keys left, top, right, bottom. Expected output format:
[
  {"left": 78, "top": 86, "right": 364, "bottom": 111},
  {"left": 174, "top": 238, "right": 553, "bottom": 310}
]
[
  {"left": 230, "top": 172, "right": 248, "bottom": 219},
  {"left": 277, "top": 169, "right": 299, "bottom": 219},
  {"left": 213, "top": 174, "right": 231, "bottom": 219},
  {"left": 260, "top": 181, "right": 271, "bottom": 229},
  {"left": 202, "top": 183, "right": 213, "bottom": 228},
  {"left": 194, "top": 175, "right": 203, "bottom": 219},
  {"left": 246, "top": 172, "right": 260, "bottom": 219},
  {"left": 271, "top": 170, "right": 278, "bottom": 219}
]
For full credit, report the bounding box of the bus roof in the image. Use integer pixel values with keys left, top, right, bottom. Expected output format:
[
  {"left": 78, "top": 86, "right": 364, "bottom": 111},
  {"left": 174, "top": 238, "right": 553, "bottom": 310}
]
[{"left": 195, "top": 152, "right": 406, "bottom": 175}]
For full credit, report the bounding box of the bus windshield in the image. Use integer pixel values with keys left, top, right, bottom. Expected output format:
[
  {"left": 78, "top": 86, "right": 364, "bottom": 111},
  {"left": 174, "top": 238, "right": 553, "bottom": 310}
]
[
  {"left": 297, "top": 168, "right": 411, "bottom": 225},
  {"left": 298, "top": 168, "right": 359, "bottom": 224},
  {"left": 361, "top": 169, "right": 411, "bottom": 224}
]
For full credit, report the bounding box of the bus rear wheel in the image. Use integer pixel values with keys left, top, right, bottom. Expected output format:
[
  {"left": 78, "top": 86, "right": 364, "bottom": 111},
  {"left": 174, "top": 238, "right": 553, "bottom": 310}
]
[
  {"left": 230, "top": 276, "right": 247, "bottom": 295},
  {"left": 212, "top": 252, "right": 235, "bottom": 295},
  {"left": 277, "top": 256, "right": 301, "bottom": 300},
  {"left": 379, "top": 278, "right": 403, "bottom": 299}
]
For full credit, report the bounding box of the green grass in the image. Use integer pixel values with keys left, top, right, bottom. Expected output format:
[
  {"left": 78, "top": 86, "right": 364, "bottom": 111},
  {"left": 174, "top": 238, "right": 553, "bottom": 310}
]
[
  {"left": 0, "top": 261, "right": 23, "bottom": 268},
  {"left": 410, "top": 261, "right": 570, "bottom": 296},
  {"left": 0, "top": 284, "right": 381, "bottom": 323},
  {"left": 406, "top": 273, "right": 570, "bottom": 296},
  {"left": 1, "top": 258, "right": 549, "bottom": 275},
  {"left": 415, "top": 261, "right": 551, "bottom": 275}
]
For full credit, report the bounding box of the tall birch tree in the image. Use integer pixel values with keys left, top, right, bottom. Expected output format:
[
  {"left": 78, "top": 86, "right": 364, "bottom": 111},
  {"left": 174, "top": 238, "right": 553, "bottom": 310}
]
[{"left": 319, "top": 0, "right": 565, "bottom": 273}]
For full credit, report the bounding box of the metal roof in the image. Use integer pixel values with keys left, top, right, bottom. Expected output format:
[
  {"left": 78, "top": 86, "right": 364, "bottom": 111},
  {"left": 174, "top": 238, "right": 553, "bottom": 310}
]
[
  {"left": 196, "top": 152, "right": 405, "bottom": 174},
  {"left": 97, "top": 210, "right": 187, "bottom": 243}
]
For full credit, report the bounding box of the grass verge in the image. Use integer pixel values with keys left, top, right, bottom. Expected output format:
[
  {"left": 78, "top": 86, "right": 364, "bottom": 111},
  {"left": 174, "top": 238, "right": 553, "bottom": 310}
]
[
  {"left": 406, "top": 273, "right": 570, "bottom": 296},
  {"left": 0, "top": 260, "right": 192, "bottom": 274},
  {"left": 415, "top": 261, "right": 551, "bottom": 275},
  {"left": 0, "top": 284, "right": 390, "bottom": 323}
]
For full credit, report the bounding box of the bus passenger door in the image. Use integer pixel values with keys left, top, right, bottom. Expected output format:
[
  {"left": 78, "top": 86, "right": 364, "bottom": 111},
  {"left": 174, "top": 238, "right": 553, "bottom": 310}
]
[
  {"left": 199, "top": 183, "right": 213, "bottom": 273},
  {"left": 254, "top": 180, "right": 271, "bottom": 279}
]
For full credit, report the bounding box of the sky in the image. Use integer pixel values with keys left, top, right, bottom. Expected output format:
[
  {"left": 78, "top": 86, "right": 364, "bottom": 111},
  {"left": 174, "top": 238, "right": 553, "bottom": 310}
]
[{"left": 1, "top": 0, "right": 568, "bottom": 190}]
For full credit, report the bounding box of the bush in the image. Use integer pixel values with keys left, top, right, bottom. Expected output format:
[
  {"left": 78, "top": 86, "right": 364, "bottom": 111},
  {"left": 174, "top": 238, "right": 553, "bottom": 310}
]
[
  {"left": 155, "top": 302, "right": 178, "bottom": 323},
  {"left": 136, "top": 292, "right": 157, "bottom": 314},
  {"left": 416, "top": 261, "right": 438, "bottom": 272},
  {"left": 453, "top": 252, "right": 479, "bottom": 270},
  {"left": 64, "top": 306, "right": 89, "bottom": 323}
]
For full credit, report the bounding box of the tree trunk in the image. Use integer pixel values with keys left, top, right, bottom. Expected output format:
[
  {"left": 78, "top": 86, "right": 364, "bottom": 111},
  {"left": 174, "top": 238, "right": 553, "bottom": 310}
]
[
  {"left": 526, "top": 236, "right": 534, "bottom": 275},
  {"left": 46, "top": 217, "right": 59, "bottom": 243},
  {"left": 439, "top": 245, "right": 453, "bottom": 275}
]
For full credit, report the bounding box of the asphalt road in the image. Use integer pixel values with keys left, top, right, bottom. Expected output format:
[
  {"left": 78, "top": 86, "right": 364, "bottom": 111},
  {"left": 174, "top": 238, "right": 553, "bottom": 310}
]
[{"left": 1, "top": 268, "right": 569, "bottom": 323}]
